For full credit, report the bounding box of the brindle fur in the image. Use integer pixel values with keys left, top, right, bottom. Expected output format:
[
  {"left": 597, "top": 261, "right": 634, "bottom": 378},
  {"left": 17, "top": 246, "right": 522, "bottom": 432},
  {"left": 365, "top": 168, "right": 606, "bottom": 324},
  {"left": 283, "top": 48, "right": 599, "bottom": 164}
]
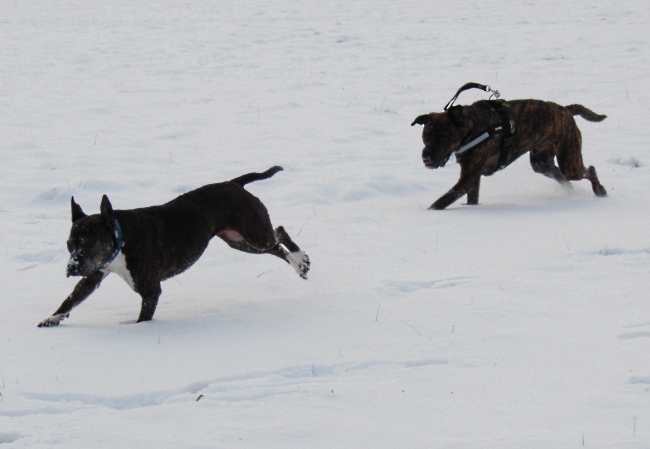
[{"left": 412, "top": 99, "right": 607, "bottom": 210}]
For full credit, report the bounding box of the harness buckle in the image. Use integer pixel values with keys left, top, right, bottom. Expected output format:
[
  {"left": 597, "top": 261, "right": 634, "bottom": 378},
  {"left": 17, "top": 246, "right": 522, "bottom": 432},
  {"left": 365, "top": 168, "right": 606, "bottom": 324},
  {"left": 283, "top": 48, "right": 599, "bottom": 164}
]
[{"left": 487, "top": 87, "right": 500, "bottom": 100}]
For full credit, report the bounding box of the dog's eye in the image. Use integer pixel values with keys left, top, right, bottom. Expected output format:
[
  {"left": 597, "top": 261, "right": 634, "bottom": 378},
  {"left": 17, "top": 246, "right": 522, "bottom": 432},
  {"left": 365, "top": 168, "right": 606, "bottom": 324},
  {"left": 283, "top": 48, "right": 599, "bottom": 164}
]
[{"left": 68, "top": 237, "right": 86, "bottom": 251}]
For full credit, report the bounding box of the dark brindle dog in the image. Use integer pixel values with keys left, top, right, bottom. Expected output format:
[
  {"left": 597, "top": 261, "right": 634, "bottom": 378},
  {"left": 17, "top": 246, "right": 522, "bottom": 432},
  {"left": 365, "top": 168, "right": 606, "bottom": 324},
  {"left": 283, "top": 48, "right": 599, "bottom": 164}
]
[
  {"left": 38, "top": 166, "right": 310, "bottom": 327},
  {"left": 412, "top": 97, "right": 607, "bottom": 210}
]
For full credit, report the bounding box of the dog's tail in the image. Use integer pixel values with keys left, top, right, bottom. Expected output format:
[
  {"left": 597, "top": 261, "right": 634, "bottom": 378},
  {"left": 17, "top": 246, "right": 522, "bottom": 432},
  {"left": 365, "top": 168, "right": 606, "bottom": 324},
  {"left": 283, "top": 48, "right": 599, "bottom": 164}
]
[
  {"left": 565, "top": 104, "right": 607, "bottom": 122},
  {"left": 231, "top": 166, "right": 283, "bottom": 187}
]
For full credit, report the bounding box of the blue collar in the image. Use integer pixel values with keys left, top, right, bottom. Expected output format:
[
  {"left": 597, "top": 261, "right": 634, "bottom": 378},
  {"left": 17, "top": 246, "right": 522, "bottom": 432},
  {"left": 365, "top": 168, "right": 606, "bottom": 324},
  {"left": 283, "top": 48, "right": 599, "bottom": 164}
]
[{"left": 102, "top": 219, "right": 124, "bottom": 268}]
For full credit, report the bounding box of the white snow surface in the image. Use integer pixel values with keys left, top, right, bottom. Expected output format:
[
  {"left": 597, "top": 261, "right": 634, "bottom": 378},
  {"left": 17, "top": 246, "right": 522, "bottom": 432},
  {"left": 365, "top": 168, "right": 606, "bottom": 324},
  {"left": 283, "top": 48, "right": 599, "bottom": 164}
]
[{"left": 2, "top": 1, "right": 650, "bottom": 448}]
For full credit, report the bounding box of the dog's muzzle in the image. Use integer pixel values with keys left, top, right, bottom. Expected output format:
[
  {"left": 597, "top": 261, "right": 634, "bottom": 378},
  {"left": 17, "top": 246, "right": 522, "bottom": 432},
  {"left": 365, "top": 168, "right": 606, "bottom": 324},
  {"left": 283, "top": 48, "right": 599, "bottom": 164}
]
[
  {"left": 422, "top": 148, "right": 448, "bottom": 169},
  {"left": 66, "top": 253, "right": 83, "bottom": 277},
  {"left": 423, "top": 155, "right": 437, "bottom": 168}
]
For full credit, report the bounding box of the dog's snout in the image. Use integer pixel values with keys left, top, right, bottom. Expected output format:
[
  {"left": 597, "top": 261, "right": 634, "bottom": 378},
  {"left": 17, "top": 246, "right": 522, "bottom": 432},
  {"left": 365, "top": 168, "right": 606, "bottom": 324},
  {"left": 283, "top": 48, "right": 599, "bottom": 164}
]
[
  {"left": 66, "top": 264, "right": 78, "bottom": 277},
  {"left": 422, "top": 148, "right": 437, "bottom": 168},
  {"left": 66, "top": 254, "right": 82, "bottom": 277}
]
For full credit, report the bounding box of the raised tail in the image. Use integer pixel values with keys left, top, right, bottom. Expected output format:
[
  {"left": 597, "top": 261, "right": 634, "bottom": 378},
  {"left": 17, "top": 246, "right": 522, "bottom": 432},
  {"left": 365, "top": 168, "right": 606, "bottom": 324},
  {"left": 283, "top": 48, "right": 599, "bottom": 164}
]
[
  {"left": 565, "top": 104, "right": 607, "bottom": 122},
  {"left": 230, "top": 166, "right": 283, "bottom": 187}
]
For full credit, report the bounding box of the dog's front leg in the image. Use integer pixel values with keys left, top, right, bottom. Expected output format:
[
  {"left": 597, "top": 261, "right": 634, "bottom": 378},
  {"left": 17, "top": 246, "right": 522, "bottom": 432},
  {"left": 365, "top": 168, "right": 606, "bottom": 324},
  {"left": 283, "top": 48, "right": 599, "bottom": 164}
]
[
  {"left": 430, "top": 171, "right": 482, "bottom": 210},
  {"left": 430, "top": 189, "right": 464, "bottom": 210},
  {"left": 136, "top": 284, "right": 162, "bottom": 323},
  {"left": 38, "top": 271, "right": 108, "bottom": 327},
  {"left": 466, "top": 177, "right": 481, "bottom": 205}
]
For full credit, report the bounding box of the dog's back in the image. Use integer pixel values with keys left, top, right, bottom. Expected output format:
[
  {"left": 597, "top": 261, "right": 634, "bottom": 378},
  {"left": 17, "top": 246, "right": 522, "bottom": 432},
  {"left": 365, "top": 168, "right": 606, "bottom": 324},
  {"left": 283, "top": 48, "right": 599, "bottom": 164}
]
[
  {"left": 112, "top": 166, "right": 285, "bottom": 284},
  {"left": 131, "top": 166, "right": 284, "bottom": 223}
]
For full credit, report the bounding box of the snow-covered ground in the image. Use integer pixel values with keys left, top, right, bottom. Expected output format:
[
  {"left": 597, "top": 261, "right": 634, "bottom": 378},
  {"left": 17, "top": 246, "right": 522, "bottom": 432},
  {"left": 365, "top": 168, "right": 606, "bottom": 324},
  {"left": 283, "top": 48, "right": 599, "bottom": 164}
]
[{"left": 2, "top": 1, "right": 650, "bottom": 447}]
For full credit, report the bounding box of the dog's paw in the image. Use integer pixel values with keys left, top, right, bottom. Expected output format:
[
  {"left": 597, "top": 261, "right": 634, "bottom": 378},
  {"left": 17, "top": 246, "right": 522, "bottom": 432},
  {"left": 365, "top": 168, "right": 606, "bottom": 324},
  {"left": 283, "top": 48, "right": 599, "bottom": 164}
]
[
  {"left": 38, "top": 313, "right": 68, "bottom": 327},
  {"left": 560, "top": 180, "right": 574, "bottom": 191},
  {"left": 429, "top": 202, "right": 447, "bottom": 210},
  {"left": 430, "top": 189, "right": 463, "bottom": 210},
  {"left": 289, "top": 250, "right": 310, "bottom": 280}
]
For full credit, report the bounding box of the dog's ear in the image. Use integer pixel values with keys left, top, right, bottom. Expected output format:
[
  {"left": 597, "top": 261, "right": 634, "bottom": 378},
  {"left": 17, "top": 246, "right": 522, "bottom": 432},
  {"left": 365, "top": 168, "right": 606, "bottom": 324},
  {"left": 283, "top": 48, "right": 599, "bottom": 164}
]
[
  {"left": 71, "top": 197, "right": 87, "bottom": 222},
  {"left": 100, "top": 195, "right": 115, "bottom": 226},
  {"left": 447, "top": 106, "right": 466, "bottom": 127},
  {"left": 411, "top": 114, "right": 431, "bottom": 126}
]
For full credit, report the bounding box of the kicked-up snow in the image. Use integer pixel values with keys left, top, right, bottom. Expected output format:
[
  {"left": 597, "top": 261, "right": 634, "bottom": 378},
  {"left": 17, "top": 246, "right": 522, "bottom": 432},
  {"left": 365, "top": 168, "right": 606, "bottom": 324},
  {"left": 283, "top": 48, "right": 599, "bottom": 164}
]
[{"left": 1, "top": 1, "right": 649, "bottom": 448}]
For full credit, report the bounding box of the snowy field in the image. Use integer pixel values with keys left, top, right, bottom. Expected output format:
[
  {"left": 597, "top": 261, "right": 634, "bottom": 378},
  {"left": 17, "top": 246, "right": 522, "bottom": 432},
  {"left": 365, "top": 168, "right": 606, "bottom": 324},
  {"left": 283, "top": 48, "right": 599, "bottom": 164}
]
[{"left": 2, "top": 1, "right": 650, "bottom": 447}]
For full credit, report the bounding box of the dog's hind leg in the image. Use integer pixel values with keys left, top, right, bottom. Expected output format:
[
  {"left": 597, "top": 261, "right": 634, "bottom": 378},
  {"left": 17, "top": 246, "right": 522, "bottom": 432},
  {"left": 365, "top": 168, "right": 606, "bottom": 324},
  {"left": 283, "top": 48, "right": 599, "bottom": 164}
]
[
  {"left": 217, "top": 226, "right": 272, "bottom": 256},
  {"left": 530, "top": 147, "right": 570, "bottom": 186},
  {"left": 272, "top": 226, "right": 310, "bottom": 279},
  {"left": 556, "top": 129, "right": 607, "bottom": 196},
  {"left": 217, "top": 226, "right": 310, "bottom": 279},
  {"left": 584, "top": 166, "right": 607, "bottom": 196}
]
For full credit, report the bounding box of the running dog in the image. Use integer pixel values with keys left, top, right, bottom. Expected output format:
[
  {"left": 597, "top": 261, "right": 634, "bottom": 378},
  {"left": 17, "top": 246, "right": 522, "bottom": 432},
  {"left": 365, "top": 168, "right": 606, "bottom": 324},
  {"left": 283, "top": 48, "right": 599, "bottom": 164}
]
[
  {"left": 412, "top": 99, "right": 607, "bottom": 209},
  {"left": 38, "top": 166, "right": 309, "bottom": 326}
]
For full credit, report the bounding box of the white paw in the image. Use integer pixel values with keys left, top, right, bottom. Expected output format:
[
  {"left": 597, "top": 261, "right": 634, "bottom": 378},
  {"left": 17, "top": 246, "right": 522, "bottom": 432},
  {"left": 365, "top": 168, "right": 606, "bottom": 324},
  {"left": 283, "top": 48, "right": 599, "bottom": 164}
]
[
  {"left": 289, "top": 250, "right": 310, "bottom": 279},
  {"left": 38, "top": 313, "right": 67, "bottom": 327}
]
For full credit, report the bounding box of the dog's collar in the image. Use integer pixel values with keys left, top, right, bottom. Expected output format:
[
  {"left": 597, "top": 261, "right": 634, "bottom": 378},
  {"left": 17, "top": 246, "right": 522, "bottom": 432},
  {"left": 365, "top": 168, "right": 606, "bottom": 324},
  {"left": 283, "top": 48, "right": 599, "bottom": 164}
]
[{"left": 101, "top": 219, "right": 124, "bottom": 269}]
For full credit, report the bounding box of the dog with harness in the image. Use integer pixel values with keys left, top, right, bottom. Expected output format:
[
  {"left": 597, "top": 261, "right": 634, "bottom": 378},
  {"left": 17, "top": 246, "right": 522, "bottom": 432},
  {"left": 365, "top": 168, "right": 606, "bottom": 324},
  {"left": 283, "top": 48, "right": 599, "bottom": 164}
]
[{"left": 412, "top": 83, "right": 607, "bottom": 210}]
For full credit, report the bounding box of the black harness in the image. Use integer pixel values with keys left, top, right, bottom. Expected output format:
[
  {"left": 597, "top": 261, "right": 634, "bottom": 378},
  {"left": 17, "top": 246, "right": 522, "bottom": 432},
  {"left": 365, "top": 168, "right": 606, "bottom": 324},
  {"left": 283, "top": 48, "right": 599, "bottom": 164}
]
[{"left": 444, "top": 83, "right": 516, "bottom": 171}]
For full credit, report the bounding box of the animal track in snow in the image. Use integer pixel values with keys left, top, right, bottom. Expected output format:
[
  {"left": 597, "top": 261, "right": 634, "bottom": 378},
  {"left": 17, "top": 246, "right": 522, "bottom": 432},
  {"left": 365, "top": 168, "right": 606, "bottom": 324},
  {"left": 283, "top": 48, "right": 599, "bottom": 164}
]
[
  {"left": 383, "top": 277, "right": 474, "bottom": 295},
  {"left": 629, "top": 376, "right": 650, "bottom": 385},
  {"left": 0, "top": 432, "right": 24, "bottom": 444},
  {"left": 609, "top": 156, "right": 643, "bottom": 168},
  {"left": 590, "top": 246, "right": 650, "bottom": 268},
  {"left": 13, "top": 249, "right": 63, "bottom": 271},
  {"left": 619, "top": 322, "right": 650, "bottom": 340},
  {"left": 7, "top": 359, "right": 453, "bottom": 415},
  {"left": 596, "top": 247, "right": 650, "bottom": 256},
  {"left": 18, "top": 380, "right": 210, "bottom": 412},
  {"left": 618, "top": 331, "right": 650, "bottom": 340}
]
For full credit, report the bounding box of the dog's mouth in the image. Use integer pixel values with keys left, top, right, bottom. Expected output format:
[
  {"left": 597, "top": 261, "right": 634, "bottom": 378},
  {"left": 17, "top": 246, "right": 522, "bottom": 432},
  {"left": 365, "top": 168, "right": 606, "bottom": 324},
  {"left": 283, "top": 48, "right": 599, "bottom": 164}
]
[
  {"left": 423, "top": 157, "right": 447, "bottom": 169},
  {"left": 422, "top": 147, "right": 452, "bottom": 169}
]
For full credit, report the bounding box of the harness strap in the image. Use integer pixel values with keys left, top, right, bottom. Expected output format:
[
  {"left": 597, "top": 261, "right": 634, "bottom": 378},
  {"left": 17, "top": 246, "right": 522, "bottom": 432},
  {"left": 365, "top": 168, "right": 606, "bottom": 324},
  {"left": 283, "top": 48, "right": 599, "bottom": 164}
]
[
  {"left": 444, "top": 82, "right": 500, "bottom": 111},
  {"left": 453, "top": 101, "right": 516, "bottom": 168},
  {"left": 443, "top": 83, "right": 515, "bottom": 169},
  {"left": 455, "top": 132, "right": 490, "bottom": 155},
  {"left": 494, "top": 105, "right": 516, "bottom": 170},
  {"left": 101, "top": 219, "right": 124, "bottom": 269}
]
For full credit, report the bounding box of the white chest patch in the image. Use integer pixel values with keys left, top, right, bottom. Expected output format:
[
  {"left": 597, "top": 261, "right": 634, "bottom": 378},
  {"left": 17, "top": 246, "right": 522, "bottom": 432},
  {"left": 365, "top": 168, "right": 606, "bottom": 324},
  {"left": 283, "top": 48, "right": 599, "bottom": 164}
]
[{"left": 101, "top": 251, "right": 135, "bottom": 290}]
